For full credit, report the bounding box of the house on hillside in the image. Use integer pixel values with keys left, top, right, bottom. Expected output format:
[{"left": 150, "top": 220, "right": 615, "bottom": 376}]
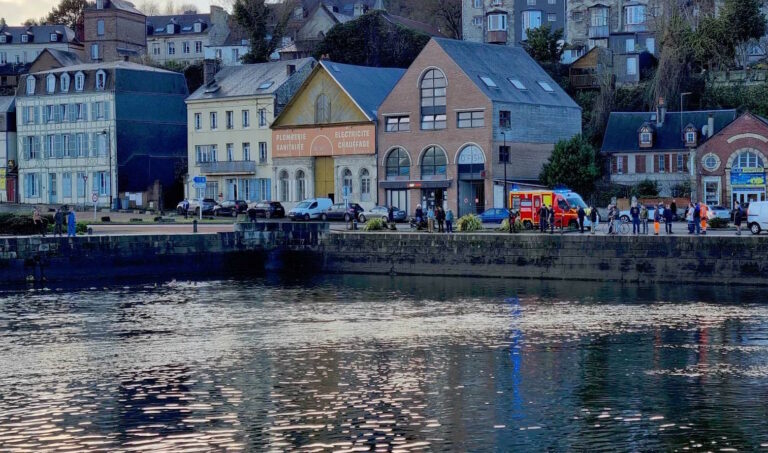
[
  {"left": 601, "top": 100, "right": 737, "bottom": 198},
  {"left": 461, "top": 0, "right": 567, "bottom": 48},
  {"left": 83, "top": 0, "right": 147, "bottom": 63},
  {"left": 146, "top": 6, "right": 230, "bottom": 65},
  {"left": 378, "top": 38, "right": 581, "bottom": 217}
]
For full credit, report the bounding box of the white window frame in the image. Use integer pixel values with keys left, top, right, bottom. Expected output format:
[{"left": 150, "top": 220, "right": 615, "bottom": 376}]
[
  {"left": 167, "top": 42, "right": 175, "bottom": 55},
  {"left": 626, "top": 38, "right": 635, "bottom": 52},
  {"left": 210, "top": 112, "right": 217, "bottom": 129},
  {"left": 194, "top": 113, "right": 201, "bottom": 130},
  {"left": 616, "top": 155, "right": 624, "bottom": 174},
  {"left": 182, "top": 41, "right": 190, "bottom": 54},
  {"left": 626, "top": 57, "right": 638, "bottom": 76},
  {"left": 242, "top": 110, "right": 250, "bottom": 128},
  {"left": 91, "top": 44, "right": 99, "bottom": 60},
  {"left": 488, "top": 14, "right": 508, "bottom": 32},
  {"left": 46, "top": 74, "right": 56, "bottom": 94},
  {"left": 625, "top": 5, "right": 646, "bottom": 25},
  {"left": 195, "top": 41, "right": 203, "bottom": 53},
  {"left": 522, "top": 10, "right": 542, "bottom": 40},
  {"left": 74, "top": 72, "right": 84, "bottom": 91}
]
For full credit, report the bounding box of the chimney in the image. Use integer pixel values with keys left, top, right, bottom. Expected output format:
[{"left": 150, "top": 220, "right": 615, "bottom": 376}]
[
  {"left": 203, "top": 59, "right": 218, "bottom": 86},
  {"left": 287, "top": 64, "right": 296, "bottom": 76},
  {"left": 707, "top": 113, "right": 714, "bottom": 138},
  {"left": 656, "top": 97, "right": 665, "bottom": 127},
  {"left": 353, "top": 2, "right": 366, "bottom": 17}
]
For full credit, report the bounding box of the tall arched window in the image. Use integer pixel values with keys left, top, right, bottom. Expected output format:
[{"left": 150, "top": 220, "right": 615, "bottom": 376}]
[
  {"left": 315, "top": 94, "right": 331, "bottom": 124},
  {"left": 734, "top": 149, "right": 764, "bottom": 168},
  {"left": 279, "top": 170, "right": 290, "bottom": 201},
  {"left": 296, "top": 170, "right": 306, "bottom": 201},
  {"left": 385, "top": 148, "right": 410, "bottom": 179},
  {"left": 60, "top": 73, "right": 70, "bottom": 92},
  {"left": 421, "top": 146, "right": 447, "bottom": 178},
  {"left": 95, "top": 69, "right": 106, "bottom": 90},
  {"left": 74, "top": 71, "right": 85, "bottom": 91},
  {"left": 46, "top": 74, "right": 56, "bottom": 94},
  {"left": 420, "top": 69, "right": 446, "bottom": 130},
  {"left": 25, "top": 76, "right": 35, "bottom": 95},
  {"left": 360, "top": 168, "right": 371, "bottom": 202},
  {"left": 342, "top": 168, "right": 353, "bottom": 195}
]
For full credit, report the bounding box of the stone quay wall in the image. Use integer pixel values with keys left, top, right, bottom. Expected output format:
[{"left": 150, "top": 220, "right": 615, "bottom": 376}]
[{"left": 320, "top": 232, "right": 768, "bottom": 285}]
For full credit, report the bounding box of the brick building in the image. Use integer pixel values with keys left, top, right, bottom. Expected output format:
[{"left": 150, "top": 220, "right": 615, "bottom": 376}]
[
  {"left": 696, "top": 112, "right": 768, "bottom": 208},
  {"left": 462, "top": 0, "right": 566, "bottom": 48},
  {"left": 83, "top": 0, "right": 147, "bottom": 63},
  {"left": 377, "top": 38, "right": 580, "bottom": 217}
]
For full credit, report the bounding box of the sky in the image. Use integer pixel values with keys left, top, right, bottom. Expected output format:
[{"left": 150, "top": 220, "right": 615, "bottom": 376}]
[{"left": 1, "top": 0, "right": 229, "bottom": 26}]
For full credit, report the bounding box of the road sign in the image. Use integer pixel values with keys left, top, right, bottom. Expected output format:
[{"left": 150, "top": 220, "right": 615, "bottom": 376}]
[
  {"left": 193, "top": 176, "right": 207, "bottom": 189},
  {"left": 92, "top": 193, "right": 98, "bottom": 203},
  {"left": 342, "top": 185, "right": 350, "bottom": 197}
]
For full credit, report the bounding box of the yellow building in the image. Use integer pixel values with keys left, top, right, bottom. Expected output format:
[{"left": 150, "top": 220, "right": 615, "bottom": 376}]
[
  {"left": 185, "top": 58, "right": 314, "bottom": 202},
  {"left": 271, "top": 60, "right": 404, "bottom": 209}
]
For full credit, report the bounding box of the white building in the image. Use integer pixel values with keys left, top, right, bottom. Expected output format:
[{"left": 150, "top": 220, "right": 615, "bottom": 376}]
[
  {"left": 0, "top": 25, "right": 83, "bottom": 66},
  {"left": 146, "top": 6, "right": 230, "bottom": 65}
]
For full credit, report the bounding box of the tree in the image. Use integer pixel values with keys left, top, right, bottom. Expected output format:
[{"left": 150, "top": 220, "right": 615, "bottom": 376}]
[
  {"left": 23, "top": 18, "right": 39, "bottom": 26},
  {"left": 315, "top": 10, "right": 431, "bottom": 68},
  {"left": 635, "top": 179, "right": 660, "bottom": 197},
  {"left": 138, "top": 0, "right": 160, "bottom": 15},
  {"left": 429, "top": 0, "right": 461, "bottom": 39},
  {"left": 523, "top": 25, "right": 564, "bottom": 65},
  {"left": 0, "top": 18, "right": 6, "bottom": 27},
  {"left": 539, "top": 135, "right": 602, "bottom": 197},
  {"left": 43, "top": 0, "right": 89, "bottom": 30},
  {"left": 719, "top": 0, "right": 766, "bottom": 67},
  {"left": 233, "top": 0, "right": 297, "bottom": 63}
]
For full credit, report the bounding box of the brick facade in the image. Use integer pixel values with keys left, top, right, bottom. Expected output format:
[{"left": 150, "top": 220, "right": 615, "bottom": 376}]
[{"left": 83, "top": 7, "right": 146, "bottom": 62}]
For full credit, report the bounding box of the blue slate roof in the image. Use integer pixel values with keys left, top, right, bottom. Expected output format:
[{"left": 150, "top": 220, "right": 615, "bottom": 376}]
[
  {"left": 601, "top": 109, "right": 738, "bottom": 153},
  {"left": 433, "top": 38, "right": 580, "bottom": 110},
  {"left": 320, "top": 60, "right": 405, "bottom": 120},
  {"left": 0, "top": 25, "right": 79, "bottom": 44}
]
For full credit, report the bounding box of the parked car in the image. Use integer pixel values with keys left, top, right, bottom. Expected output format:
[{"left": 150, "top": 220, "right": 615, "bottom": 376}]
[
  {"left": 183, "top": 198, "right": 217, "bottom": 215},
  {"left": 326, "top": 203, "right": 364, "bottom": 221},
  {"left": 248, "top": 201, "right": 285, "bottom": 219},
  {"left": 288, "top": 198, "right": 333, "bottom": 221},
  {"left": 214, "top": 200, "right": 247, "bottom": 217},
  {"left": 747, "top": 201, "right": 768, "bottom": 234},
  {"left": 358, "top": 205, "right": 407, "bottom": 222},
  {"left": 478, "top": 208, "right": 510, "bottom": 224},
  {"left": 709, "top": 205, "right": 731, "bottom": 220}
]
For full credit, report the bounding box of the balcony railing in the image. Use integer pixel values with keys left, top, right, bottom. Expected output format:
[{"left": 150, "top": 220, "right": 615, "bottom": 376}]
[
  {"left": 486, "top": 30, "right": 508, "bottom": 44},
  {"left": 624, "top": 23, "right": 646, "bottom": 32},
  {"left": 589, "top": 25, "right": 610, "bottom": 38},
  {"left": 570, "top": 74, "right": 599, "bottom": 89},
  {"left": 199, "top": 160, "right": 257, "bottom": 175}
]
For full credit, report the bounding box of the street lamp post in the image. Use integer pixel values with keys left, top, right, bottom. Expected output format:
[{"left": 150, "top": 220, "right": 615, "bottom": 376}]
[
  {"left": 100, "top": 127, "right": 112, "bottom": 209},
  {"left": 501, "top": 131, "right": 509, "bottom": 209}
]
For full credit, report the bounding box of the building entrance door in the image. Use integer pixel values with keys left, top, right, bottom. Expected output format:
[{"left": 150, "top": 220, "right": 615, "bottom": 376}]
[
  {"left": 733, "top": 189, "right": 766, "bottom": 206},
  {"left": 457, "top": 145, "right": 485, "bottom": 216},
  {"left": 421, "top": 188, "right": 444, "bottom": 210},
  {"left": 315, "top": 157, "right": 334, "bottom": 201}
]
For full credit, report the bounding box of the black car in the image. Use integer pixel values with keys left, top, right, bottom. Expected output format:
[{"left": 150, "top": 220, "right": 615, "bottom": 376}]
[
  {"left": 214, "top": 200, "right": 247, "bottom": 217},
  {"left": 248, "top": 201, "right": 285, "bottom": 219},
  {"left": 326, "top": 203, "right": 363, "bottom": 221}
]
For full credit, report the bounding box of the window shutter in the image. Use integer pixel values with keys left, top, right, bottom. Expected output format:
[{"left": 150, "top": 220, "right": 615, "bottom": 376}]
[
  {"left": 266, "top": 181, "right": 271, "bottom": 200},
  {"left": 653, "top": 155, "right": 658, "bottom": 172},
  {"left": 611, "top": 156, "right": 618, "bottom": 174},
  {"left": 104, "top": 102, "right": 110, "bottom": 120},
  {"left": 34, "top": 106, "right": 40, "bottom": 124},
  {"left": 672, "top": 154, "right": 677, "bottom": 172},
  {"left": 93, "top": 173, "right": 98, "bottom": 193},
  {"left": 42, "top": 106, "right": 48, "bottom": 123},
  {"left": 622, "top": 157, "right": 628, "bottom": 174},
  {"left": 55, "top": 135, "right": 63, "bottom": 158},
  {"left": 22, "top": 107, "right": 28, "bottom": 124},
  {"left": 636, "top": 155, "right": 645, "bottom": 173}
]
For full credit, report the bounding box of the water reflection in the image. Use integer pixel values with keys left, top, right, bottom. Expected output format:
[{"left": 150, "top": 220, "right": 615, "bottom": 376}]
[{"left": 1, "top": 276, "right": 768, "bottom": 451}]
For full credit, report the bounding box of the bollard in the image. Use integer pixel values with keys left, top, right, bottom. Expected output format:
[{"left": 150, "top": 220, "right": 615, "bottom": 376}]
[
  {"left": 353, "top": 219, "right": 358, "bottom": 230},
  {"left": 193, "top": 219, "right": 198, "bottom": 233},
  {"left": 87, "top": 227, "right": 93, "bottom": 235}
]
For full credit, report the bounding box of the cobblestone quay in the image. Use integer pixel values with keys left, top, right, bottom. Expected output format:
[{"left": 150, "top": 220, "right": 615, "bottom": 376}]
[{"left": 320, "top": 232, "right": 768, "bottom": 285}]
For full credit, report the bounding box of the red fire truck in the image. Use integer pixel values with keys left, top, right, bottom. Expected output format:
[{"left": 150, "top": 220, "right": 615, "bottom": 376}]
[{"left": 509, "top": 189, "right": 588, "bottom": 229}]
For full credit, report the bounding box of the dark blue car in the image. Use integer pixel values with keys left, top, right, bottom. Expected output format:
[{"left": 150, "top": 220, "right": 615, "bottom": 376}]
[{"left": 478, "top": 208, "right": 510, "bottom": 224}]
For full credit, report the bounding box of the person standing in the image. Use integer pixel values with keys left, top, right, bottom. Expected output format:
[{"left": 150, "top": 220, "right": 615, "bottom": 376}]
[
  {"left": 693, "top": 202, "right": 701, "bottom": 235},
  {"left": 415, "top": 204, "right": 424, "bottom": 225},
  {"left": 700, "top": 203, "right": 709, "bottom": 235},
  {"left": 54, "top": 208, "right": 64, "bottom": 237},
  {"left": 653, "top": 203, "right": 662, "bottom": 235},
  {"left": 33, "top": 207, "right": 45, "bottom": 237},
  {"left": 630, "top": 203, "right": 640, "bottom": 235},
  {"left": 670, "top": 199, "right": 678, "bottom": 220},
  {"left": 640, "top": 205, "right": 649, "bottom": 234},
  {"left": 539, "top": 204, "right": 548, "bottom": 233},
  {"left": 548, "top": 205, "right": 555, "bottom": 234},
  {"left": 733, "top": 201, "right": 743, "bottom": 235},
  {"left": 446, "top": 208, "right": 454, "bottom": 233},
  {"left": 589, "top": 206, "right": 598, "bottom": 235},
  {"left": 183, "top": 199, "right": 190, "bottom": 219},
  {"left": 436, "top": 206, "right": 445, "bottom": 233},
  {"left": 664, "top": 203, "right": 674, "bottom": 234},
  {"left": 577, "top": 205, "right": 586, "bottom": 233},
  {"left": 686, "top": 202, "right": 695, "bottom": 234},
  {"left": 67, "top": 209, "right": 76, "bottom": 237},
  {"left": 388, "top": 205, "right": 395, "bottom": 231},
  {"left": 427, "top": 206, "right": 435, "bottom": 233}
]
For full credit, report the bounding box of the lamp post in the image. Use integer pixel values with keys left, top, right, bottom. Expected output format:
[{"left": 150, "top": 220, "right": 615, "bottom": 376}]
[
  {"left": 501, "top": 131, "right": 509, "bottom": 209},
  {"left": 100, "top": 127, "right": 112, "bottom": 209}
]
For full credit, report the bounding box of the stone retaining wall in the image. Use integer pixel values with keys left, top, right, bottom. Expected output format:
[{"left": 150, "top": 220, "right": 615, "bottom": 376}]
[{"left": 320, "top": 232, "right": 768, "bottom": 285}]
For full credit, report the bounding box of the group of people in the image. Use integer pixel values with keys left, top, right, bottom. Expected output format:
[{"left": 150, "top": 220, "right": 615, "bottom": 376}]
[
  {"left": 414, "top": 204, "right": 455, "bottom": 233},
  {"left": 32, "top": 206, "right": 77, "bottom": 237}
]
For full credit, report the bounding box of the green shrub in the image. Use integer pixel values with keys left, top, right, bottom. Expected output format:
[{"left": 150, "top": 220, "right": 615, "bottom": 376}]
[
  {"left": 499, "top": 218, "right": 523, "bottom": 232},
  {"left": 708, "top": 217, "right": 729, "bottom": 229},
  {"left": 76, "top": 221, "right": 89, "bottom": 234},
  {"left": 0, "top": 214, "right": 46, "bottom": 235},
  {"left": 363, "top": 217, "right": 386, "bottom": 231},
  {"left": 457, "top": 214, "right": 483, "bottom": 232}
]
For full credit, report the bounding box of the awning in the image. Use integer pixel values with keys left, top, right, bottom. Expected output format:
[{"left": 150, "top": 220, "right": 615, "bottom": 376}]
[{"left": 379, "top": 179, "right": 452, "bottom": 189}]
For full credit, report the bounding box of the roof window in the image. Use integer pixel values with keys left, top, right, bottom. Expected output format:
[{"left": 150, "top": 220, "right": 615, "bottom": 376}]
[
  {"left": 480, "top": 76, "right": 497, "bottom": 88},
  {"left": 258, "top": 81, "right": 274, "bottom": 90},
  {"left": 537, "top": 81, "right": 554, "bottom": 92},
  {"left": 508, "top": 78, "right": 526, "bottom": 90}
]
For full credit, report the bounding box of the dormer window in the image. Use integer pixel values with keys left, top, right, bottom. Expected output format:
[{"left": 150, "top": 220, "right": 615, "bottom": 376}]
[
  {"left": 96, "top": 0, "right": 104, "bottom": 9},
  {"left": 50, "top": 33, "right": 58, "bottom": 42},
  {"left": 25, "top": 76, "right": 35, "bottom": 95},
  {"left": 193, "top": 22, "right": 202, "bottom": 33},
  {"left": 638, "top": 124, "right": 653, "bottom": 147},
  {"left": 95, "top": 70, "right": 106, "bottom": 90},
  {"left": 0, "top": 35, "right": 6, "bottom": 43},
  {"left": 21, "top": 34, "right": 29, "bottom": 43},
  {"left": 166, "top": 23, "right": 175, "bottom": 34},
  {"left": 46, "top": 74, "right": 56, "bottom": 94},
  {"left": 74, "top": 71, "right": 84, "bottom": 91},
  {"left": 60, "top": 73, "right": 70, "bottom": 92},
  {"left": 684, "top": 124, "right": 697, "bottom": 147}
]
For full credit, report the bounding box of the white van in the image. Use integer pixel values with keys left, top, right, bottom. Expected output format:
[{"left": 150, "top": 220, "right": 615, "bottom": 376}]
[
  {"left": 288, "top": 198, "right": 333, "bottom": 221},
  {"left": 746, "top": 201, "right": 768, "bottom": 234}
]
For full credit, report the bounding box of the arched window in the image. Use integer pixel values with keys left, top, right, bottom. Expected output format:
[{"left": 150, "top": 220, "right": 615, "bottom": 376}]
[
  {"left": 360, "top": 168, "right": 371, "bottom": 202},
  {"left": 60, "top": 73, "right": 70, "bottom": 92},
  {"left": 734, "top": 149, "right": 764, "bottom": 168},
  {"left": 95, "top": 70, "right": 106, "bottom": 90},
  {"left": 296, "top": 170, "right": 306, "bottom": 201},
  {"left": 421, "top": 146, "right": 447, "bottom": 178},
  {"left": 342, "top": 168, "right": 353, "bottom": 195},
  {"left": 385, "top": 148, "right": 410, "bottom": 179},
  {"left": 74, "top": 72, "right": 85, "bottom": 91},
  {"left": 25, "top": 76, "right": 35, "bottom": 95},
  {"left": 315, "top": 94, "right": 330, "bottom": 124},
  {"left": 420, "top": 69, "right": 446, "bottom": 130},
  {"left": 46, "top": 74, "right": 56, "bottom": 94},
  {"left": 457, "top": 144, "right": 485, "bottom": 174},
  {"left": 279, "top": 170, "right": 290, "bottom": 201}
]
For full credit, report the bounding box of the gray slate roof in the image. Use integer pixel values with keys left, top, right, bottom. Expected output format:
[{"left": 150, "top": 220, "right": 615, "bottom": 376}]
[
  {"left": 433, "top": 38, "right": 580, "bottom": 109},
  {"left": 601, "top": 110, "right": 738, "bottom": 153},
  {"left": 187, "top": 58, "right": 316, "bottom": 101},
  {"left": 43, "top": 49, "right": 84, "bottom": 67},
  {"left": 0, "top": 25, "right": 79, "bottom": 44},
  {"left": 32, "top": 60, "right": 176, "bottom": 75},
  {"left": 146, "top": 13, "right": 210, "bottom": 35},
  {"left": 86, "top": 0, "right": 144, "bottom": 15},
  {"left": 0, "top": 96, "right": 15, "bottom": 113},
  {"left": 320, "top": 60, "right": 405, "bottom": 120}
]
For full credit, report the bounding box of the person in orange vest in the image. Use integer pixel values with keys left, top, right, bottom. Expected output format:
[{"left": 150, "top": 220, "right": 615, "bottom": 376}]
[
  {"left": 653, "top": 203, "right": 662, "bottom": 235},
  {"left": 700, "top": 203, "right": 709, "bottom": 235}
]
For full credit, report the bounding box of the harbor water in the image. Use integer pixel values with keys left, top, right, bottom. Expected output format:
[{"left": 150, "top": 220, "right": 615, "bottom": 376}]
[{"left": 1, "top": 276, "right": 767, "bottom": 451}]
